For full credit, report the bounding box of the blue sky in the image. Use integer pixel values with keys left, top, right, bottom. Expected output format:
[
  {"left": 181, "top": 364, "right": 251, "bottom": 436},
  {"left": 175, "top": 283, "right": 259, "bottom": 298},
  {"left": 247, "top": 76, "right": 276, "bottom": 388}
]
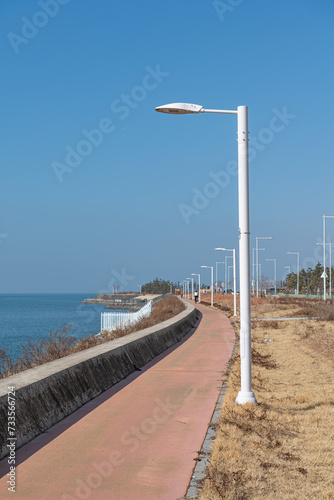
[{"left": 1, "top": 0, "right": 334, "bottom": 293}]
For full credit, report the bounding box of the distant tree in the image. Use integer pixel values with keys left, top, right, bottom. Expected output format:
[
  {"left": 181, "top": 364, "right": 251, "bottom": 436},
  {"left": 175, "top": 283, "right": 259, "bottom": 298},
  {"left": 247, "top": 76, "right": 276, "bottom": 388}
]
[
  {"left": 142, "top": 278, "right": 177, "bottom": 294},
  {"left": 284, "top": 262, "right": 330, "bottom": 295},
  {"left": 309, "top": 262, "right": 323, "bottom": 294}
]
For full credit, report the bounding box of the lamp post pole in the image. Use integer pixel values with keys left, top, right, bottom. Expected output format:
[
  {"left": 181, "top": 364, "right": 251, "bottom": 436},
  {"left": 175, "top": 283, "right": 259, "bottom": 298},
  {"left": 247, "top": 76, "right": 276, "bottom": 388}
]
[
  {"left": 187, "top": 277, "right": 194, "bottom": 300},
  {"left": 186, "top": 279, "right": 190, "bottom": 299},
  {"left": 201, "top": 266, "right": 214, "bottom": 306},
  {"left": 232, "top": 248, "right": 237, "bottom": 316},
  {"left": 253, "top": 247, "right": 265, "bottom": 295},
  {"left": 327, "top": 243, "right": 332, "bottom": 297},
  {"left": 323, "top": 216, "right": 334, "bottom": 301},
  {"left": 252, "top": 248, "right": 255, "bottom": 295},
  {"left": 156, "top": 102, "right": 256, "bottom": 404},
  {"left": 317, "top": 241, "right": 332, "bottom": 298},
  {"left": 216, "top": 261, "right": 224, "bottom": 292},
  {"left": 228, "top": 266, "right": 233, "bottom": 290},
  {"left": 284, "top": 266, "right": 290, "bottom": 293},
  {"left": 215, "top": 248, "right": 237, "bottom": 317},
  {"left": 191, "top": 273, "right": 201, "bottom": 303},
  {"left": 255, "top": 236, "right": 272, "bottom": 297},
  {"left": 225, "top": 255, "right": 233, "bottom": 293},
  {"left": 287, "top": 252, "right": 300, "bottom": 295},
  {"left": 266, "top": 258, "right": 277, "bottom": 295},
  {"left": 330, "top": 243, "right": 332, "bottom": 298}
]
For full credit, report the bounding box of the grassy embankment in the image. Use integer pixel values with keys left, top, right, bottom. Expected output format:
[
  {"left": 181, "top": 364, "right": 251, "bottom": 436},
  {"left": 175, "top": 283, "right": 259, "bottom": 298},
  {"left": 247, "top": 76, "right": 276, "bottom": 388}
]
[
  {"left": 0, "top": 295, "right": 185, "bottom": 379},
  {"left": 198, "top": 295, "right": 334, "bottom": 499}
]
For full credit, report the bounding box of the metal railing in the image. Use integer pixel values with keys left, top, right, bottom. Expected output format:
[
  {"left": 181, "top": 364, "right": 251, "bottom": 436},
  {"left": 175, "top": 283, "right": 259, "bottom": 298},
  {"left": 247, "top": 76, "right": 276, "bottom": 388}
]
[{"left": 101, "top": 300, "right": 153, "bottom": 332}]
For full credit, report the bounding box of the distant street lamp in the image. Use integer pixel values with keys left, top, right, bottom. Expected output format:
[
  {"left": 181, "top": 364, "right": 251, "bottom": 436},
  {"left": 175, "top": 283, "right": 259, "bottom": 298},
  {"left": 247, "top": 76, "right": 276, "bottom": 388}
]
[
  {"left": 228, "top": 265, "right": 233, "bottom": 290},
  {"left": 191, "top": 273, "right": 201, "bottom": 303},
  {"left": 322, "top": 215, "right": 334, "bottom": 301},
  {"left": 256, "top": 236, "right": 272, "bottom": 297},
  {"left": 225, "top": 255, "right": 233, "bottom": 294},
  {"left": 215, "top": 248, "right": 237, "bottom": 317},
  {"left": 266, "top": 258, "right": 277, "bottom": 295},
  {"left": 215, "top": 262, "right": 224, "bottom": 292},
  {"left": 317, "top": 242, "right": 332, "bottom": 298},
  {"left": 252, "top": 248, "right": 265, "bottom": 294},
  {"left": 156, "top": 101, "right": 256, "bottom": 404},
  {"left": 185, "top": 279, "right": 190, "bottom": 299},
  {"left": 182, "top": 280, "right": 188, "bottom": 298},
  {"left": 187, "top": 277, "right": 194, "bottom": 300},
  {"left": 201, "top": 266, "right": 214, "bottom": 306},
  {"left": 287, "top": 252, "right": 300, "bottom": 295}
]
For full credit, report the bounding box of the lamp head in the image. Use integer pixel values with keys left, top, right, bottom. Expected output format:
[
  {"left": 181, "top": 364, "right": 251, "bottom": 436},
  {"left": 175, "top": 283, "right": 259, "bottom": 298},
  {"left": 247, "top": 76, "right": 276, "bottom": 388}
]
[{"left": 155, "top": 102, "right": 204, "bottom": 114}]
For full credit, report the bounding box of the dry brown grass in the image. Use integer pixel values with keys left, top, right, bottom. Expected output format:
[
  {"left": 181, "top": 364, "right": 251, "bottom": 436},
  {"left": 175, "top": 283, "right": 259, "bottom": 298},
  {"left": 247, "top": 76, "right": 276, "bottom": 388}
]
[
  {"left": 202, "top": 294, "right": 334, "bottom": 321},
  {"left": 199, "top": 300, "right": 334, "bottom": 500},
  {"left": 0, "top": 296, "right": 185, "bottom": 379}
]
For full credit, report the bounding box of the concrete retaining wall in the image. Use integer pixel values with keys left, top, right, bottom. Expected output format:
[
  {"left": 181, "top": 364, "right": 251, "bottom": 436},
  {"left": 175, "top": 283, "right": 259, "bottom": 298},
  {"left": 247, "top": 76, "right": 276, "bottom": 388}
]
[{"left": 0, "top": 300, "right": 198, "bottom": 460}]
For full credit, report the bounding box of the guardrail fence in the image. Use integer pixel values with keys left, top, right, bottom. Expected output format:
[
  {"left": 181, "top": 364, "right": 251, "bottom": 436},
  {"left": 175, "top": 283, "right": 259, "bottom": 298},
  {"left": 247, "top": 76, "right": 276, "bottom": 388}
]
[{"left": 101, "top": 300, "right": 153, "bottom": 332}]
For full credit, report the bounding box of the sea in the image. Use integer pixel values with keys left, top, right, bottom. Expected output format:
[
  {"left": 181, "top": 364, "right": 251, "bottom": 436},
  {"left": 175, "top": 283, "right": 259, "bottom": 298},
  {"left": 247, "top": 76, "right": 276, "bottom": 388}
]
[{"left": 0, "top": 293, "right": 123, "bottom": 360}]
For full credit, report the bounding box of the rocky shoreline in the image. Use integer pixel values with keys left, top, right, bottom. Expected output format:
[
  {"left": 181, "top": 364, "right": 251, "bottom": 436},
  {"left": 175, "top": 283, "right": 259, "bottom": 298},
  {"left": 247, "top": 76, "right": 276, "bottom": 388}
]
[{"left": 81, "top": 293, "right": 146, "bottom": 311}]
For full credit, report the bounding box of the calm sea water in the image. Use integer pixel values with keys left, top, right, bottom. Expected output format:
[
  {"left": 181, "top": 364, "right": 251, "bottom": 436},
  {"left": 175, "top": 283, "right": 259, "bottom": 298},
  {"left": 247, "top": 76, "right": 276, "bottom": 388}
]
[{"left": 0, "top": 293, "right": 121, "bottom": 359}]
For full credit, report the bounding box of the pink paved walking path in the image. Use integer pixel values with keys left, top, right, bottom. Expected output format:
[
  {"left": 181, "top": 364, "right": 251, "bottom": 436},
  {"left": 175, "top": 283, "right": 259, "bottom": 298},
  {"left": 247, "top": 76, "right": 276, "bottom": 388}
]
[{"left": 0, "top": 301, "right": 235, "bottom": 500}]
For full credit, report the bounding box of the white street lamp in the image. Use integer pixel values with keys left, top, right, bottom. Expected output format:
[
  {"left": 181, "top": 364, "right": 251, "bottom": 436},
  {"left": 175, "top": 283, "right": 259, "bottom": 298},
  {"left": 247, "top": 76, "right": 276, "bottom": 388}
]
[
  {"left": 191, "top": 273, "right": 201, "bottom": 303},
  {"left": 252, "top": 248, "right": 255, "bottom": 294},
  {"left": 183, "top": 280, "right": 188, "bottom": 298},
  {"left": 252, "top": 248, "right": 265, "bottom": 295},
  {"left": 329, "top": 244, "right": 332, "bottom": 298},
  {"left": 225, "top": 255, "right": 233, "bottom": 294},
  {"left": 201, "top": 266, "right": 214, "bottom": 306},
  {"left": 215, "top": 248, "right": 237, "bottom": 317},
  {"left": 156, "top": 101, "right": 256, "bottom": 404},
  {"left": 187, "top": 277, "right": 194, "bottom": 300},
  {"left": 317, "top": 242, "right": 332, "bottom": 298},
  {"left": 255, "top": 237, "right": 272, "bottom": 297},
  {"left": 322, "top": 215, "right": 334, "bottom": 301},
  {"left": 287, "top": 252, "right": 300, "bottom": 295},
  {"left": 216, "top": 262, "right": 224, "bottom": 292},
  {"left": 266, "top": 258, "right": 277, "bottom": 295},
  {"left": 228, "top": 265, "right": 233, "bottom": 290}
]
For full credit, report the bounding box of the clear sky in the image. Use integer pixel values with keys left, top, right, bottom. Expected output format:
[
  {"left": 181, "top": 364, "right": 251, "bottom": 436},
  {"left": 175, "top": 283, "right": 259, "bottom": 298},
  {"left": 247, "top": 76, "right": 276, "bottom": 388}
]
[{"left": 1, "top": 0, "right": 334, "bottom": 293}]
